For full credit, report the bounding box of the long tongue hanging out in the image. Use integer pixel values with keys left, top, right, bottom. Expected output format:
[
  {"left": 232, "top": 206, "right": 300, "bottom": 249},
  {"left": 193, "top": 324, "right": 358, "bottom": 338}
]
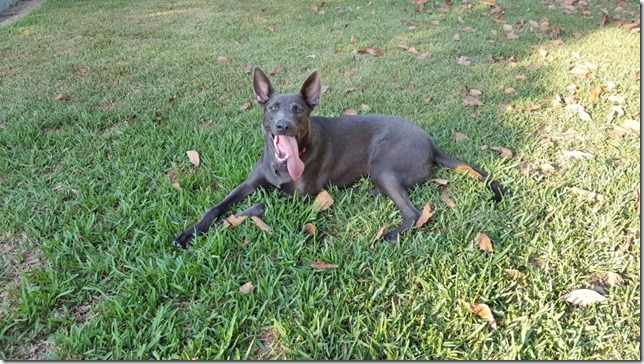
[{"left": 274, "top": 135, "right": 305, "bottom": 181}]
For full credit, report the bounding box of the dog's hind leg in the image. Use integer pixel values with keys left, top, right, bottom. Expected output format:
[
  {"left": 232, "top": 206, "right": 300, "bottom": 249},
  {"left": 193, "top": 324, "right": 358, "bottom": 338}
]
[{"left": 371, "top": 172, "right": 422, "bottom": 243}]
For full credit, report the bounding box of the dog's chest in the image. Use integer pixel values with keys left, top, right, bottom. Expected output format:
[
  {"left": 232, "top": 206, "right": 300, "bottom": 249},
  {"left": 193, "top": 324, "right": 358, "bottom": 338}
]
[{"left": 269, "top": 161, "right": 319, "bottom": 196}]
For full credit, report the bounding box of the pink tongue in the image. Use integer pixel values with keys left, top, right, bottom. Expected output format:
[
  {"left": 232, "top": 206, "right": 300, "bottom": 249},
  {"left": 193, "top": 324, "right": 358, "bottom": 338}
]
[{"left": 276, "top": 136, "right": 305, "bottom": 181}]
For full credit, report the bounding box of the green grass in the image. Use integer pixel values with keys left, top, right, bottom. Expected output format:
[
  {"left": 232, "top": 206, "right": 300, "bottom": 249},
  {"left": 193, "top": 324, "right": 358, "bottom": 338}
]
[{"left": 0, "top": 0, "right": 640, "bottom": 360}]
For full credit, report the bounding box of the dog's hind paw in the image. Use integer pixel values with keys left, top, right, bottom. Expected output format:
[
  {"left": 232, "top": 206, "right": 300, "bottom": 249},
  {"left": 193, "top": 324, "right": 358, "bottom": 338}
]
[{"left": 172, "top": 229, "right": 195, "bottom": 249}]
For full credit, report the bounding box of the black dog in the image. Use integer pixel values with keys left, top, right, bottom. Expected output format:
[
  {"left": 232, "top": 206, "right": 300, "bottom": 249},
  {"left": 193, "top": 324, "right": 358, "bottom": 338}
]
[{"left": 173, "top": 67, "right": 503, "bottom": 248}]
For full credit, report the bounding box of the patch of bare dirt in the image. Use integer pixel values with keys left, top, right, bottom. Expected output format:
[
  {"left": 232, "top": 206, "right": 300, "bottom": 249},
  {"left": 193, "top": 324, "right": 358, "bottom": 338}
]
[
  {"left": 254, "top": 328, "right": 284, "bottom": 359},
  {"left": 0, "top": 0, "right": 46, "bottom": 27}
]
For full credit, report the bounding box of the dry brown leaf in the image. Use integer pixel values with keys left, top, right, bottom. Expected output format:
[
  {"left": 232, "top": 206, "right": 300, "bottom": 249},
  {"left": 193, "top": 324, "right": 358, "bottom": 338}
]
[
  {"left": 469, "top": 89, "right": 482, "bottom": 96},
  {"left": 622, "top": 120, "right": 640, "bottom": 135},
  {"left": 312, "top": 190, "right": 334, "bottom": 212},
  {"left": 561, "top": 289, "right": 606, "bottom": 306},
  {"left": 242, "top": 64, "right": 252, "bottom": 73},
  {"left": 350, "top": 35, "right": 357, "bottom": 43},
  {"left": 406, "top": 47, "right": 420, "bottom": 55},
  {"left": 462, "top": 27, "right": 475, "bottom": 33},
  {"left": 491, "top": 146, "right": 513, "bottom": 159},
  {"left": 563, "top": 150, "right": 593, "bottom": 160},
  {"left": 451, "top": 130, "right": 470, "bottom": 142},
  {"left": 186, "top": 150, "right": 201, "bottom": 167},
  {"left": 463, "top": 96, "right": 483, "bottom": 107},
  {"left": 515, "top": 74, "right": 527, "bottom": 81},
  {"left": 345, "top": 87, "right": 357, "bottom": 93},
  {"left": 342, "top": 108, "right": 358, "bottom": 116},
  {"left": 504, "top": 87, "right": 516, "bottom": 94},
  {"left": 606, "top": 106, "right": 624, "bottom": 123},
  {"left": 566, "top": 187, "right": 605, "bottom": 203},
  {"left": 454, "top": 164, "right": 483, "bottom": 179},
  {"left": 251, "top": 216, "right": 273, "bottom": 234},
  {"left": 270, "top": 66, "right": 284, "bottom": 75},
  {"left": 310, "top": 3, "right": 318, "bottom": 12},
  {"left": 506, "top": 32, "right": 519, "bottom": 40},
  {"left": 172, "top": 182, "right": 182, "bottom": 191},
  {"left": 467, "top": 302, "right": 498, "bottom": 329},
  {"left": 502, "top": 24, "right": 513, "bottom": 32},
  {"left": 487, "top": 54, "right": 496, "bottom": 64},
  {"left": 239, "top": 101, "right": 252, "bottom": 112},
  {"left": 504, "top": 269, "right": 526, "bottom": 279},
  {"left": 239, "top": 282, "right": 254, "bottom": 294},
  {"left": 453, "top": 33, "right": 461, "bottom": 41},
  {"left": 457, "top": 55, "right": 470, "bottom": 66},
  {"left": 357, "top": 47, "right": 385, "bottom": 57},
  {"left": 597, "top": 12, "right": 609, "bottom": 26},
  {"left": 416, "top": 52, "right": 432, "bottom": 60},
  {"left": 551, "top": 39, "right": 564, "bottom": 46},
  {"left": 217, "top": 56, "right": 232, "bottom": 63},
  {"left": 360, "top": 104, "right": 371, "bottom": 112},
  {"left": 304, "top": 223, "right": 317, "bottom": 236},
  {"left": 477, "top": 233, "right": 494, "bottom": 252},
  {"left": 440, "top": 192, "right": 455, "bottom": 208},
  {"left": 310, "top": 259, "right": 338, "bottom": 269},
  {"left": 608, "top": 95, "right": 626, "bottom": 104},
  {"left": 370, "top": 226, "right": 388, "bottom": 248},
  {"left": 56, "top": 92, "right": 71, "bottom": 101},
  {"left": 431, "top": 178, "right": 449, "bottom": 187},
  {"left": 540, "top": 163, "right": 557, "bottom": 173},
  {"left": 414, "top": 202, "right": 434, "bottom": 228},
  {"left": 423, "top": 96, "right": 433, "bottom": 104},
  {"left": 588, "top": 86, "right": 602, "bottom": 104},
  {"left": 222, "top": 214, "right": 247, "bottom": 228},
  {"left": 167, "top": 171, "right": 178, "bottom": 181},
  {"left": 153, "top": 111, "right": 162, "bottom": 123}
]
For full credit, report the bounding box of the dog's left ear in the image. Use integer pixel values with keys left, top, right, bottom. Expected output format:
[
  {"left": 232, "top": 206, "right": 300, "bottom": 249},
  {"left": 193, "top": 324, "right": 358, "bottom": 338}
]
[{"left": 300, "top": 69, "right": 321, "bottom": 108}]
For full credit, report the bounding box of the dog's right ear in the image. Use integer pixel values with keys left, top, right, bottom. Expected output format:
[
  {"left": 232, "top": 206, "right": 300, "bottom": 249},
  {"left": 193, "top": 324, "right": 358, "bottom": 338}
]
[{"left": 253, "top": 67, "right": 275, "bottom": 106}]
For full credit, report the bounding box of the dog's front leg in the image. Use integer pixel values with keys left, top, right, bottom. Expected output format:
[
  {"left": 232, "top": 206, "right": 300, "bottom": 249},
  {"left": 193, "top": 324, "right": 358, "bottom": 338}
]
[{"left": 173, "top": 170, "right": 268, "bottom": 248}]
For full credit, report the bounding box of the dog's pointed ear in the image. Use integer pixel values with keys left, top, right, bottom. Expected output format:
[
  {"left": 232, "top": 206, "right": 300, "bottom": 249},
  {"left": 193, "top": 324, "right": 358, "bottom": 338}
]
[
  {"left": 300, "top": 69, "right": 321, "bottom": 108},
  {"left": 253, "top": 67, "right": 275, "bottom": 105}
]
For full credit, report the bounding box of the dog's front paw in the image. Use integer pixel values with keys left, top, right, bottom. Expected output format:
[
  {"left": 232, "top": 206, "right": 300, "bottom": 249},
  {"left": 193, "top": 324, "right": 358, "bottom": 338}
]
[
  {"left": 172, "top": 228, "right": 195, "bottom": 249},
  {"left": 383, "top": 231, "right": 400, "bottom": 244}
]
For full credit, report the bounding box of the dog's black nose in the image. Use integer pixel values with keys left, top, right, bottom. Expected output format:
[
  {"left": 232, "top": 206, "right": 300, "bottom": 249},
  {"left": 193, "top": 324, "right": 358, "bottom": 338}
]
[{"left": 275, "top": 119, "right": 293, "bottom": 133}]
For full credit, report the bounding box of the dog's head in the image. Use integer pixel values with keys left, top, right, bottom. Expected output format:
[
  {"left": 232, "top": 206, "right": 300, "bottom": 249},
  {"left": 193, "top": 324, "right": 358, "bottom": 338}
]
[{"left": 252, "top": 67, "right": 321, "bottom": 181}]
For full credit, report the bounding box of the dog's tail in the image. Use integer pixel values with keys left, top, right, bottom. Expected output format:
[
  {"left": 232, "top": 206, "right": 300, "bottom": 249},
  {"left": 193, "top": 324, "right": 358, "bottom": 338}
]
[{"left": 434, "top": 149, "right": 504, "bottom": 202}]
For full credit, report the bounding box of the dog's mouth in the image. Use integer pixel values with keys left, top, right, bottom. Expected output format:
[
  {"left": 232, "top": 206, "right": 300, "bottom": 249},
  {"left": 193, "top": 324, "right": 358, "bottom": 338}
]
[{"left": 271, "top": 134, "right": 305, "bottom": 181}]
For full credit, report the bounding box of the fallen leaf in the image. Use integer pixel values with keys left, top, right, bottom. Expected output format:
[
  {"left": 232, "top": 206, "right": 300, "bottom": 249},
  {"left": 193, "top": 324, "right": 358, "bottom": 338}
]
[
  {"left": 251, "top": 216, "right": 273, "bottom": 234},
  {"left": 239, "top": 282, "right": 254, "bottom": 294},
  {"left": 527, "top": 104, "right": 542, "bottom": 112},
  {"left": 56, "top": 93, "right": 71, "bottom": 101},
  {"left": 587, "top": 86, "right": 602, "bottom": 104},
  {"left": 453, "top": 33, "right": 461, "bottom": 41},
  {"left": 153, "top": 111, "right": 162, "bottom": 123},
  {"left": 506, "top": 32, "right": 519, "bottom": 40},
  {"left": 304, "top": 223, "right": 317, "bottom": 236},
  {"left": 578, "top": 110, "right": 592, "bottom": 121},
  {"left": 370, "top": 226, "right": 388, "bottom": 248},
  {"left": 462, "top": 27, "right": 475, "bottom": 33},
  {"left": 242, "top": 64, "right": 252, "bottom": 73},
  {"left": 312, "top": 190, "right": 334, "bottom": 212},
  {"left": 463, "top": 96, "right": 483, "bottom": 107},
  {"left": 357, "top": 47, "right": 385, "bottom": 57},
  {"left": 270, "top": 66, "right": 284, "bottom": 75},
  {"left": 502, "top": 24, "right": 513, "bottom": 32},
  {"left": 186, "top": 150, "right": 201, "bottom": 167},
  {"left": 416, "top": 52, "right": 432, "bottom": 60},
  {"left": 563, "top": 150, "right": 593, "bottom": 160},
  {"left": 480, "top": 145, "right": 489, "bottom": 151},
  {"left": 454, "top": 164, "right": 483, "bottom": 179},
  {"left": 477, "top": 233, "right": 494, "bottom": 252},
  {"left": 504, "top": 269, "right": 526, "bottom": 279},
  {"left": 345, "top": 87, "right": 357, "bottom": 93},
  {"left": 423, "top": 96, "right": 433, "bottom": 104},
  {"left": 504, "top": 87, "right": 516, "bottom": 94},
  {"left": 310, "top": 259, "right": 338, "bottom": 269},
  {"left": 606, "top": 106, "right": 624, "bottom": 123},
  {"left": 597, "top": 12, "right": 609, "bottom": 26},
  {"left": 217, "top": 55, "right": 232, "bottom": 63},
  {"left": 487, "top": 54, "right": 496, "bottom": 64},
  {"left": 622, "top": 120, "right": 640, "bottom": 135},
  {"left": 451, "top": 130, "right": 470, "bottom": 142},
  {"left": 457, "top": 56, "right": 470, "bottom": 66},
  {"left": 515, "top": 74, "right": 527, "bottom": 81},
  {"left": 570, "top": 64, "right": 596, "bottom": 78},
  {"left": 561, "top": 289, "right": 607, "bottom": 306},
  {"left": 573, "top": 32, "right": 582, "bottom": 39},
  {"left": 350, "top": 35, "right": 357, "bottom": 43},
  {"left": 222, "top": 214, "right": 247, "bottom": 228},
  {"left": 566, "top": 187, "right": 605, "bottom": 203},
  {"left": 406, "top": 47, "right": 420, "bottom": 55},
  {"left": 467, "top": 302, "right": 498, "bottom": 329},
  {"left": 431, "top": 178, "right": 449, "bottom": 186},
  {"left": 440, "top": 192, "right": 455, "bottom": 208},
  {"left": 239, "top": 101, "right": 252, "bottom": 112},
  {"left": 167, "top": 171, "right": 178, "bottom": 181},
  {"left": 172, "top": 182, "right": 182, "bottom": 191},
  {"left": 342, "top": 108, "right": 358, "bottom": 116},
  {"left": 414, "top": 202, "right": 434, "bottom": 228},
  {"left": 360, "top": 104, "right": 371, "bottom": 112},
  {"left": 607, "top": 95, "right": 626, "bottom": 104},
  {"left": 310, "top": 3, "right": 318, "bottom": 12},
  {"left": 469, "top": 89, "right": 482, "bottom": 96},
  {"left": 168, "top": 97, "right": 177, "bottom": 106},
  {"left": 491, "top": 146, "right": 513, "bottom": 159},
  {"left": 540, "top": 163, "right": 557, "bottom": 173},
  {"left": 551, "top": 39, "right": 564, "bottom": 46}
]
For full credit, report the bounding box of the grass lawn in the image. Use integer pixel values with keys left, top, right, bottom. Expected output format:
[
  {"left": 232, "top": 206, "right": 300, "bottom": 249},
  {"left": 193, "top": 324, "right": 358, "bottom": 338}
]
[{"left": 0, "top": 0, "right": 640, "bottom": 360}]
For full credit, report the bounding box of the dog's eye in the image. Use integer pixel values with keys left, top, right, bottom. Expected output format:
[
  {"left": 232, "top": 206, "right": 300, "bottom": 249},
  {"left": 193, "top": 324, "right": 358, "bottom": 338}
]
[
  {"left": 268, "top": 104, "right": 278, "bottom": 112},
  {"left": 293, "top": 106, "right": 303, "bottom": 113}
]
